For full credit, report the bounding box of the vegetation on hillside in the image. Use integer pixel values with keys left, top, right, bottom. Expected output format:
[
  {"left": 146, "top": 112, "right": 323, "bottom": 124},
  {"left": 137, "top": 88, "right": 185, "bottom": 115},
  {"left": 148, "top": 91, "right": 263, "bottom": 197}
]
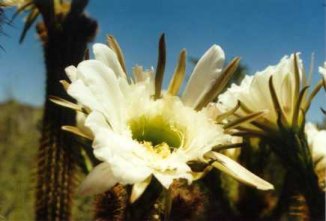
[
  {"left": 0, "top": 100, "right": 41, "bottom": 220},
  {"left": 0, "top": 100, "right": 93, "bottom": 220}
]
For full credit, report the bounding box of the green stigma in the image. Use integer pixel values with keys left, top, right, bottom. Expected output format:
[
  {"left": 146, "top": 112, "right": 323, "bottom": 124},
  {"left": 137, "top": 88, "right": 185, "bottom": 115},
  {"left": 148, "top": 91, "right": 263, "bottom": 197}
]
[{"left": 129, "top": 115, "right": 183, "bottom": 148}]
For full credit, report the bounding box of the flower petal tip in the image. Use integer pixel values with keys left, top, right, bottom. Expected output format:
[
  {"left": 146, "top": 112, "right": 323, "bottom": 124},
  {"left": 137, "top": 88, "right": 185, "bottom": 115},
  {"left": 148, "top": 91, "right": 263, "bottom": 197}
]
[
  {"left": 208, "top": 44, "right": 225, "bottom": 59},
  {"left": 93, "top": 43, "right": 108, "bottom": 51},
  {"left": 65, "top": 65, "right": 77, "bottom": 81},
  {"left": 257, "top": 183, "right": 274, "bottom": 191}
]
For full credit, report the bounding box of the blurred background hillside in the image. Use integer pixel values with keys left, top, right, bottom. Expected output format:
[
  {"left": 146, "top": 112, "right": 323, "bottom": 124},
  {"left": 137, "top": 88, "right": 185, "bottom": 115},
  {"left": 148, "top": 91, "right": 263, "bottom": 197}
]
[
  {"left": 0, "top": 100, "right": 41, "bottom": 220},
  {"left": 0, "top": 101, "right": 93, "bottom": 220}
]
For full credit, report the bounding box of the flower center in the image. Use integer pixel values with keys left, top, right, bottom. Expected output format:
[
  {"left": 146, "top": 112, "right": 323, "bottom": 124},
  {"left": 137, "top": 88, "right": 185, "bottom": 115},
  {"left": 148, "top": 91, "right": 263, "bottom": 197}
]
[{"left": 128, "top": 115, "right": 183, "bottom": 149}]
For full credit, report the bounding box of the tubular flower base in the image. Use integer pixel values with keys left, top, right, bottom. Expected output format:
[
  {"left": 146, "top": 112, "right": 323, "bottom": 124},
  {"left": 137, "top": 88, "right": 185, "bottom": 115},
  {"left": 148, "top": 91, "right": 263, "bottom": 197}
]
[{"left": 53, "top": 35, "right": 273, "bottom": 206}]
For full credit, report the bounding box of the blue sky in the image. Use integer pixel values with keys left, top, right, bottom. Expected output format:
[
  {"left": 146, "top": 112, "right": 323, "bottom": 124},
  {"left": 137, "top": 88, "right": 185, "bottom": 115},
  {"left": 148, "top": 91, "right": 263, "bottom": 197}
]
[{"left": 0, "top": 0, "right": 325, "bottom": 122}]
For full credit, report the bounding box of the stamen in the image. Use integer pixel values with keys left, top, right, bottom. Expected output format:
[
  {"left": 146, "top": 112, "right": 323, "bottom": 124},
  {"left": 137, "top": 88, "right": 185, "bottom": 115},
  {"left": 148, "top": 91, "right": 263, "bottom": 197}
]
[{"left": 154, "top": 143, "right": 171, "bottom": 158}]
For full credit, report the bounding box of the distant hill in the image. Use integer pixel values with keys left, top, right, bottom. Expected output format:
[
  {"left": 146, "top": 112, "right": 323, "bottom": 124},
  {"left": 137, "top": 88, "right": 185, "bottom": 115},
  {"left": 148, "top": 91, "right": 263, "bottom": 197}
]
[
  {"left": 0, "top": 100, "right": 42, "bottom": 220},
  {"left": 0, "top": 100, "right": 42, "bottom": 142},
  {"left": 0, "top": 100, "right": 92, "bottom": 221}
]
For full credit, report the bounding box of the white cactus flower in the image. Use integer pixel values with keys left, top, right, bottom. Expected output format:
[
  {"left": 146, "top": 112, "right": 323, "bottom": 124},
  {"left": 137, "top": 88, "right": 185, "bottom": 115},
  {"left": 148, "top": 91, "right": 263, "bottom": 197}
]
[
  {"left": 218, "top": 54, "right": 324, "bottom": 135},
  {"left": 55, "top": 36, "right": 274, "bottom": 202}
]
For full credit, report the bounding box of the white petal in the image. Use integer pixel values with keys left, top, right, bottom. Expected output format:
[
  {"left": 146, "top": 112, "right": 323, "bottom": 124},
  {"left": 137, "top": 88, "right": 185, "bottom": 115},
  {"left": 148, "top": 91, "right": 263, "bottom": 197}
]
[
  {"left": 319, "top": 62, "right": 326, "bottom": 83},
  {"left": 201, "top": 103, "right": 223, "bottom": 120},
  {"left": 65, "top": 65, "right": 78, "bottom": 82},
  {"left": 130, "top": 176, "right": 152, "bottom": 203},
  {"left": 207, "top": 152, "right": 274, "bottom": 190},
  {"left": 76, "top": 60, "right": 126, "bottom": 131},
  {"left": 83, "top": 121, "right": 152, "bottom": 185},
  {"left": 79, "top": 162, "right": 117, "bottom": 195},
  {"left": 76, "top": 112, "right": 93, "bottom": 137},
  {"left": 217, "top": 54, "right": 304, "bottom": 126},
  {"left": 182, "top": 45, "right": 225, "bottom": 107},
  {"left": 305, "top": 122, "right": 326, "bottom": 171},
  {"left": 109, "top": 155, "right": 152, "bottom": 185},
  {"left": 312, "top": 131, "right": 326, "bottom": 158},
  {"left": 118, "top": 77, "right": 132, "bottom": 99},
  {"left": 250, "top": 72, "right": 276, "bottom": 120},
  {"left": 132, "top": 65, "right": 154, "bottom": 83},
  {"left": 67, "top": 79, "right": 102, "bottom": 111},
  {"left": 85, "top": 111, "right": 112, "bottom": 134},
  {"left": 153, "top": 168, "right": 193, "bottom": 189},
  {"left": 88, "top": 122, "right": 152, "bottom": 185},
  {"left": 305, "top": 122, "right": 319, "bottom": 145},
  {"left": 93, "top": 43, "right": 126, "bottom": 78},
  {"left": 154, "top": 172, "right": 175, "bottom": 189},
  {"left": 279, "top": 72, "right": 293, "bottom": 116}
]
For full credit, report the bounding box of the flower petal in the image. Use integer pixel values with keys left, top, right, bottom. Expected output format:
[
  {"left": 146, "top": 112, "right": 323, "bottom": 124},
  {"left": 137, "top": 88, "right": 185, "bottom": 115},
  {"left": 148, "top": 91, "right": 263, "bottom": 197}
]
[
  {"left": 65, "top": 65, "right": 78, "bottom": 82},
  {"left": 305, "top": 122, "right": 326, "bottom": 171},
  {"left": 319, "top": 62, "right": 326, "bottom": 88},
  {"left": 207, "top": 152, "right": 274, "bottom": 190},
  {"left": 76, "top": 60, "right": 126, "bottom": 131},
  {"left": 132, "top": 65, "right": 154, "bottom": 83},
  {"left": 67, "top": 79, "right": 103, "bottom": 112},
  {"left": 79, "top": 162, "right": 117, "bottom": 195},
  {"left": 153, "top": 168, "right": 193, "bottom": 189},
  {"left": 85, "top": 113, "right": 153, "bottom": 185},
  {"left": 182, "top": 45, "right": 225, "bottom": 107},
  {"left": 93, "top": 43, "right": 126, "bottom": 78},
  {"left": 85, "top": 111, "right": 111, "bottom": 134},
  {"left": 130, "top": 176, "right": 152, "bottom": 203}
]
